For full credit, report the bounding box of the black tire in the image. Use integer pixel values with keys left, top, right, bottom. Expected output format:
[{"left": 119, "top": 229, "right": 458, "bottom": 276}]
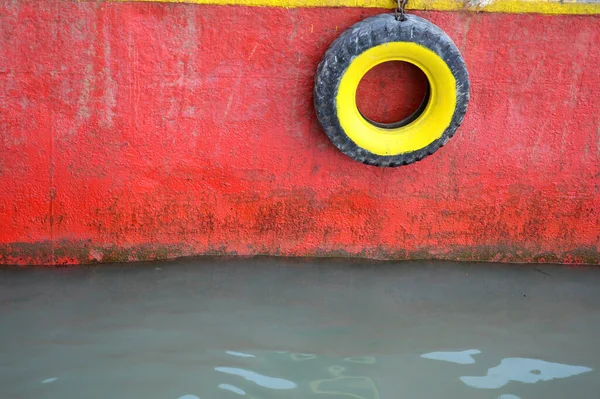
[{"left": 314, "top": 14, "right": 470, "bottom": 167}]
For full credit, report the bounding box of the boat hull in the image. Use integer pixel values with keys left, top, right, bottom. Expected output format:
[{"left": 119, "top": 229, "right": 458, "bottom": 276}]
[{"left": 0, "top": 1, "right": 598, "bottom": 265}]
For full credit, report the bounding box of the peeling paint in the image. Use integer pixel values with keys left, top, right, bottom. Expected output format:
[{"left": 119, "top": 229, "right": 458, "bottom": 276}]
[{"left": 116, "top": 0, "right": 600, "bottom": 15}]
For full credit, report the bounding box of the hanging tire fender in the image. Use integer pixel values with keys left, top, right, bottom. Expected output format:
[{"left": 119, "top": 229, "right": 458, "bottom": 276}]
[{"left": 314, "top": 14, "right": 470, "bottom": 167}]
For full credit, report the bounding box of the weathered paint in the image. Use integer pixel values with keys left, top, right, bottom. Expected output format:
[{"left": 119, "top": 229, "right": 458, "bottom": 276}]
[
  {"left": 120, "top": 0, "right": 600, "bottom": 15},
  {"left": 0, "top": 2, "right": 599, "bottom": 265}
]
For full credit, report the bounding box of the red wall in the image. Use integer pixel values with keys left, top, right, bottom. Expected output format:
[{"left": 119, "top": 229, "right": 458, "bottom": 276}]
[{"left": 0, "top": 1, "right": 599, "bottom": 265}]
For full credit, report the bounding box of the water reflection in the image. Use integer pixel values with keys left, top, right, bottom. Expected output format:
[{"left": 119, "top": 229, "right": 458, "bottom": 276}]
[
  {"left": 421, "top": 348, "right": 593, "bottom": 398},
  {"left": 209, "top": 349, "right": 592, "bottom": 398},
  {"left": 215, "top": 366, "right": 297, "bottom": 390},
  {"left": 344, "top": 356, "right": 377, "bottom": 364},
  {"left": 226, "top": 350, "right": 256, "bottom": 358},
  {"left": 214, "top": 350, "right": 381, "bottom": 399},
  {"left": 290, "top": 352, "right": 317, "bottom": 361},
  {"left": 421, "top": 349, "right": 481, "bottom": 364},
  {"left": 460, "top": 357, "right": 592, "bottom": 389},
  {"left": 309, "top": 364, "right": 380, "bottom": 399},
  {"left": 218, "top": 383, "right": 246, "bottom": 395}
]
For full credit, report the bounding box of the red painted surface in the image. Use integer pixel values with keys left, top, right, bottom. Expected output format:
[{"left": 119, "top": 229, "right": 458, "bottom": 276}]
[
  {"left": 356, "top": 61, "right": 429, "bottom": 124},
  {"left": 0, "top": 1, "right": 599, "bottom": 265}
]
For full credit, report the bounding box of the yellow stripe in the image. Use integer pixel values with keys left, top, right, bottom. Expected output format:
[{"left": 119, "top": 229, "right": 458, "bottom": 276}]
[{"left": 115, "top": 0, "right": 600, "bottom": 15}]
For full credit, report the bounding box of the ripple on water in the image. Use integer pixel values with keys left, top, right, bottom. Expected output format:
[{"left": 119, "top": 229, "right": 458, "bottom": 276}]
[
  {"left": 226, "top": 351, "right": 256, "bottom": 358},
  {"left": 420, "top": 349, "right": 481, "bottom": 364},
  {"left": 218, "top": 383, "right": 246, "bottom": 395},
  {"left": 215, "top": 367, "right": 297, "bottom": 390},
  {"left": 460, "top": 358, "right": 592, "bottom": 389}
]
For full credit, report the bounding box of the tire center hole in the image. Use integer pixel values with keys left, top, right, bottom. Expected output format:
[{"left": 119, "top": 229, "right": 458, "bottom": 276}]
[{"left": 356, "top": 61, "right": 429, "bottom": 127}]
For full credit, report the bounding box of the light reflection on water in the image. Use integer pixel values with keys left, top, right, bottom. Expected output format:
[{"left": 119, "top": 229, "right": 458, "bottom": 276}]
[
  {"left": 225, "top": 351, "right": 256, "bottom": 358},
  {"left": 215, "top": 366, "right": 297, "bottom": 390},
  {"left": 459, "top": 357, "right": 592, "bottom": 389},
  {"left": 218, "top": 383, "right": 246, "bottom": 395},
  {"left": 212, "top": 350, "right": 381, "bottom": 399},
  {"left": 5, "top": 261, "right": 600, "bottom": 399},
  {"left": 173, "top": 349, "right": 593, "bottom": 399},
  {"left": 421, "top": 349, "right": 481, "bottom": 364}
]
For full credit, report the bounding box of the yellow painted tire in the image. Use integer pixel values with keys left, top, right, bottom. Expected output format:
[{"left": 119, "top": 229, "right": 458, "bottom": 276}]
[{"left": 314, "top": 14, "right": 470, "bottom": 167}]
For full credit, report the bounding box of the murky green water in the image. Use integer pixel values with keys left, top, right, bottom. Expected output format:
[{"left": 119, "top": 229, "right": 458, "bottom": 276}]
[{"left": 1, "top": 258, "right": 598, "bottom": 399}]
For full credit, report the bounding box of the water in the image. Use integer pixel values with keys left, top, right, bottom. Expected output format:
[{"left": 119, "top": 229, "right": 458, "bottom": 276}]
[{"left": 0, "top": 258, "right": 598, "bottom": 399}]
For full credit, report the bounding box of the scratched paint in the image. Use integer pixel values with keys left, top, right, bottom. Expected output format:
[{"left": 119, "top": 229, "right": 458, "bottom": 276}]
[
  {"left": 0, "top": 2, "right": 599, "bottom": 266},
  {"left": 121, "top": 0, "right": 600, "bottom": 15},
  {"left": 467, "top": 0, "right": 494, "bottom": 7}
]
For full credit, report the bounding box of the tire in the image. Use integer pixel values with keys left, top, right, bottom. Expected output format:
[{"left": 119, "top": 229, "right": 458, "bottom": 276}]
[{"left": 314, "top": 14, "right": 470, "bottom": 167}]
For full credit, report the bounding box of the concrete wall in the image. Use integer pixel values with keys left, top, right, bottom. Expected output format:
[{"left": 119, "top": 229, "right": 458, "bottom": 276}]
[{"left": 0, "top": 1, "right": 599, "bottom": 265}]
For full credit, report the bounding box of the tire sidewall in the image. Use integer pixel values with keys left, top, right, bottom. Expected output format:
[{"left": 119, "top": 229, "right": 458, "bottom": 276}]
[{"left": 314, "top": 14, "right": 470, "bottom": 167}]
